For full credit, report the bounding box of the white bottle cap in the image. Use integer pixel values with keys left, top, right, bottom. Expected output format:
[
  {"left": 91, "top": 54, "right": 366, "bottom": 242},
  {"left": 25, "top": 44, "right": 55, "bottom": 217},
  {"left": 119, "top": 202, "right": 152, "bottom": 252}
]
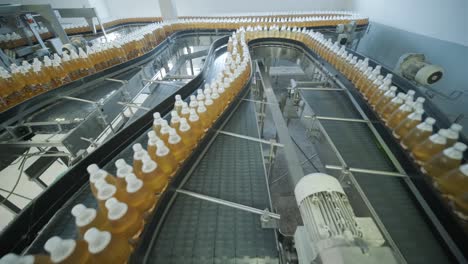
[
  {"left": 153, "top": 112, "right": 161, "bottom": 120},
  {"left": 205, "top": 94, "right": 213, "bottom": 106},
  {"left": 429, "top": 129, "right": 448, "bottom": 144},
  {"left": 87, "top": 164, "right": 108, "bottom": 183},
  {"left": 115, "top": 158, "right": 133, "bottom": 178},
  {"left": 105, "top": 197, "right": 128, "bottom": 220},
  {"left": 459, "top": 164, "right": 468, "bottom": 176},
  {"left": 141, "top": 154, "right": 157, "bottom": 173},
  {"left": 175, "top": 94, "right": 181, "bottom": 101},
  {"left": 84, "top": 228, "right": 112, "bottom": 254},
  {"left": 454, "top": 142, "right": 467, "bottom": 152},
  {"left": 450, "top": 123, "right": 463, "bottom": 132},
  {"left": 95, "top": 180, "right": 116, "bottom": 200},
  {"left": 171, "top": 110, "right": 179, "bottom": 118},
  {"left": 132, "top": 143, "right": 143, "bottom": 152},
  {"left": 44, "top": 236, "right": 76, "bottom": 263},
  {"left": 125, "top": 173, "right": 143, "bottom": 193},
  {"left": 425, "top": 117, "right": 436, "bottom": 125},
  {"left": 71, "top": 204, "right": 97, "bottom": 227}
]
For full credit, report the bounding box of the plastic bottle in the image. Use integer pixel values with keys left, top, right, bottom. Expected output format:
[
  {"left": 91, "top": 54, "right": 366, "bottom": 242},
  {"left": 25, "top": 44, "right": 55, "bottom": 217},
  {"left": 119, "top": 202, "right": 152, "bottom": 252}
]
[
  {"left": 189, "top": 95, "right": 198, "bottom": 109},
  {"left": 0, "top": 253, "right": 50, "bottom": 264},
  {"left": 170, "top": 110, "right": 181, "bottom": 129},
  {"left": 197, "top": 101, "right": 210, "bottom": 129},
  {"left": 435, "top": 164, "right": 468, "bottom": 216},
  {"left": 44, "top": 236, "right": 89, "bottom": 264},
  {"left": 159, "top": 120, "right": 171, "bottom": 144},
  {"left": 154, "top": 140, "right": 178, "bottom": 176},
  {"left": 124, "top": 173, "right": 157, "bottom": 213},
  {"left": 369, "top": 77, "right": 391, "bottom": 105},
  {"left": 178, "top": 117, "right": 196, "bottom": 149},
  {"left": 196, "top": 89, "right": 205, "bottom": 102},
  {"left": 393, "top": 108, "right": 424, "bottom": 139},
  {"left": 168, "top": 128, "right": 188, "bottom": 162},
  {"left": 84, "top": 228, "right": 132, "bottom": 263},
  {"left": 386, "top": 99, "right": 414, "bottom": 128},
  {"left": 411, "top": 129, "right": 449, "bottom": 164},
  {"left": 141, "top": 155, "right": 167, "bottom": 193},
  {"left": 446, "top": 124, "right": 463, "bottom": 146},
  {"left": 401, "top": 117, "right": 436, "bottom": 150},
  {"left": 180, "top": 102, "right": 191, "bottom": 119},
  {"left": 152, "top": 112, "right": 162, "bottom": 136},
  {"left": 71, "top": 204, "right": 108, "bottom": 238},
  {"left": 422, "top": 142, "right": 467, "bottom": 179},
  {"left": 374, "top": 86, "right": 397, "bottom": 112},
  {"left": 174, "top": 94, "right": 183, "bottom": 113},
  {"left": 379, "top": 92, "right": 406, "bottom": 121},
  {"left": 147, "top": 131, "right": 159, "bottom": 161},
  {"left": 104, "top": 197, "right": 144, "bottom": 240},
  {"left": 94, "top": 179, "right": 125, "bottom": 213},
  {"left": 114, "top": 159, "right": 132, "bottom": 189},
  {"left": 87, "top": 164, "right": 117, "bottom": 196},
  {"left": 51, "top": 60, "right": 71, "bottom": 87},
  {"left": 132, "top": 143, "right": 147, "bottom": 178}
]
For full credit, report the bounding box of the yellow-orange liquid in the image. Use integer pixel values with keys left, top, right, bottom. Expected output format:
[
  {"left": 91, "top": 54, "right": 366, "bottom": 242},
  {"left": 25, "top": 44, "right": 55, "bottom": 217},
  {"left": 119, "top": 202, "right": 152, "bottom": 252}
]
[
  {"left": 107, "top": 207, "right": 144, "bottom": 240},
  {"left": 168, "top": 140, "right": 188, "bottom": 163},
  {"left": 155, "top": 151, "right": 177, "bottom": 176},
  {"left": 77, "top": 210, "right": 109, "bottom": 238},
  {"left": 435, "top": 168, "right": 468, "bottom": 215},
  {"left": 393, "top": 119, "right": 421, "bottom": 139},
  {"left": 141, "top": 167, "right": 168, "bottom": 194},
  {"left": 125, "top": 185, "right": 157, "bottom": 214},
  {"left": 88, "top": 235, "right": 133, "bottom": 263},
  {"left": 387, "top": 108, "right": 412, "bottom": 129},
  {"left": 411, "top": 140, "right": 447, "bottom": 164},
  {"left": 401, "top": 129, "right": 432, "bottom": 150},
  {"left": 57, "top": 240, "right": 89, "bottom": 264},
  {"left": 422, "top": 155, "right": 462, "bottom": 179},
  {"left": 380, "top": 101, "right": 404, "bottom": 121}
]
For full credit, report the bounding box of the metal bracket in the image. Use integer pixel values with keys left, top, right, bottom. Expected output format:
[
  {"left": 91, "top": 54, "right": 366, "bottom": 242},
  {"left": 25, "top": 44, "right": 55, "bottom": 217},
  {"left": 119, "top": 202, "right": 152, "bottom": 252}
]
[{"left": 260, "top": 209, "right": 280, "bottom": 229}]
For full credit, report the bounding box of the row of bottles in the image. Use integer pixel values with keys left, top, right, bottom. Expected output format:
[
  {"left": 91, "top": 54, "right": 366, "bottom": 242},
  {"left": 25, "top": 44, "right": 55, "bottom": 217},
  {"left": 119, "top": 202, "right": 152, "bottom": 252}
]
[
  {"left": 0, "top": 31, "right": 251, "bottom": 264},
  {"left": 0, "top": 23, "right": 166, "bottom": 111},
  {"left": 0, "top": 28, "right": 52, "bottom": 50},
  {"left": 311, "top": 27, "right": 468, "bottom": 222}
]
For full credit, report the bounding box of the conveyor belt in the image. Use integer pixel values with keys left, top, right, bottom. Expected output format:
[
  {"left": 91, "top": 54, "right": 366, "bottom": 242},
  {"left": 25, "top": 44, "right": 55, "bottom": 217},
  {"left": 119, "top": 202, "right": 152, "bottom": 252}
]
[
  {"left": 301, "top": 90, "right": 451, "bottom": 263},
  {"left": 148, "top": 101, "right": 278, "bottom": 263}
]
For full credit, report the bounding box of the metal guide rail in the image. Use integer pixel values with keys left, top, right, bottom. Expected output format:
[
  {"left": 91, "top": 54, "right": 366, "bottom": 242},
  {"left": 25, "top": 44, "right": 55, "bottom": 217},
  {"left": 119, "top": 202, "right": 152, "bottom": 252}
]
[{"left": 249, "top": 38, "right": 466, "bottom": 263}]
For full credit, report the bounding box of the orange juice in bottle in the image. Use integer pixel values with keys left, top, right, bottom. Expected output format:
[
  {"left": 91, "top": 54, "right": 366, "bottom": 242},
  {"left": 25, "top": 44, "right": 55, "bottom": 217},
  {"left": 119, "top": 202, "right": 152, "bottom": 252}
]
[
  {"left": 204, "top": 94, "right": 216, "bottom": 123},
  {"left": 84, "top": 228, "right": 132, "bottom": 263},
  {"left": 386, "top": 100, "right": 414, "bottom": 128},
  {"left": 189, "top": 95, "right": 199, "bottom": 109},
  {"left": 124, "top": 173, "right": 157, "bottom": 213},
  {"left": 401, "top": 117, "right": 435, "bottom": 150},
  {"left": 197, "top": 101, "right": 210, "bottom": 130},
  {"left": 87, "top": 164, "right": 117, "bottom": 195},
  {"left": 147, "top": 131, "right": 160, "bottom": 161},
  {"left": 393, "top": 108, "right": 424, "bottom": 139},
  {"left": 159, "top": 120, "right": 171, "bottom": 144},
  {"left": 179, "top": 118, "right": 197, "bottom": 149},
  {"left": 174, "top": 94, "right": 183, "bottom": 113},
  {"left": 446, "top": 124, "right": 463, "bottom": 146},
  {"left": 78, "top": 47, "right": 96, "bottom": 75},
  {"left": 141, "top": 155, "right": 168, "bottom": 193},
  {"left": 44, "top": 236, "right": 89, "bottom": 264},
  {"left": 168, "top": 128, "right": 188, "bottom": 162},
  {"left": 94, "top": 179, "right": 125, "bottom": 213},
  {"left": 422, "top": 143, "right": 467, "bottom": 179},
  {"left": 170, "top": 110, "right": 181, "bottom": 130},
  {"left": 105, "top": 197, "right": 144, "bottom": 240},
  {"left": 51, "top": 60, "right": 71, "bottom": 87},
  {"left": 435, "top": 164, "right": 468, "bottom": 216},
  {"left": 189, "top": 106, "right": 204, "bottom": 140},
  {"left": 364, "top": 74, "right": 384, "bottom": 99},
  {"left": 152, "top": 112, "right": 163, "bottom": 136},
  {"left": 209, "top": 89, "right": 221, "bottom": 117},
  {"left": 154, "top": 140, "right": 178, "bottom": 176},
  {"left": 180, "top": 102, "right": 191, "bottom": 119},
  {"left": 379, "top": 92, "right": 406, "bottom": 121},
  {"left": 411, "top": 129, "right": 449, "bottom": 164},
  {"left": 132, "top": 143, "right": 147, "bottom": 178},
  {"left": 375, "top": 86, "right": 397, "bottom": 112},
  {"left": 71, "top": 204, "right": 108, "bottom": 238}
]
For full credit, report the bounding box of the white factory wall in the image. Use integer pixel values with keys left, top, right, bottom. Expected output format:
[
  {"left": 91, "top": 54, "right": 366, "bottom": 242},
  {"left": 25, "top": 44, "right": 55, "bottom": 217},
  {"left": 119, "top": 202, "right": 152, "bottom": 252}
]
[
  {"left": 103, "top": 0, "right": 161, "bottom": 18},
  {"left": 351, "top": 0, "right": 467, "bottom": 47},
  {"left": 174, "top": 0, "right": 352, "bottom": 16}
]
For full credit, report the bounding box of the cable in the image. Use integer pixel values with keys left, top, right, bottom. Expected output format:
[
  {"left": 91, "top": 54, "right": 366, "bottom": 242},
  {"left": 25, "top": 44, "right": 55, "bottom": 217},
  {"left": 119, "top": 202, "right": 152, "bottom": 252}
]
[{"left": 0, "top": 188, "right": 33, "bottom": 201}]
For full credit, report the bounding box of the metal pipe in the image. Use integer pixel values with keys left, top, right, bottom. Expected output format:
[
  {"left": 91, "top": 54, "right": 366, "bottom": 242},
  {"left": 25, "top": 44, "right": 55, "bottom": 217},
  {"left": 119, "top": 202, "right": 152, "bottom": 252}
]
[
  {"left": 217, "top": 130, "right": 284, "bottom": 147},
  {"left": 325, "top": 164, "right": 407, "bottom": 178},
  {"left": 305, "top": 115, "right": 369, "bottom": 123},
  {"left": 298, "top": 87, "right": 344, "bottom": 91},
  {"left": 176, "top": 189, "right": 281, "bottom": 219},
  {"left": 61, "top": 96, "right": 98, "bottom": 105}
]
